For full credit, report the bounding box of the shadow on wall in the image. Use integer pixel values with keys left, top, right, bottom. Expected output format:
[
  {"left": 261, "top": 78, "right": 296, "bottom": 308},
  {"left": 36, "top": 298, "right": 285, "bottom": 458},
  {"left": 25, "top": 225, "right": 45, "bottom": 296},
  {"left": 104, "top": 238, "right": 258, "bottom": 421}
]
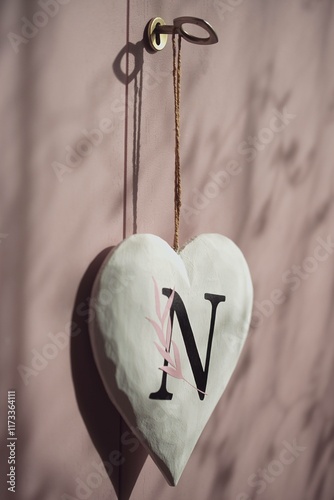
[
  {"left": 70, "top": 27, "right": 151, "bottom": 500},
  {"left": 70, "top": 248, "right": 148, "bottom": 500},
  {"left": 113, "top": 39, "right": 145, "bottom": 236}
]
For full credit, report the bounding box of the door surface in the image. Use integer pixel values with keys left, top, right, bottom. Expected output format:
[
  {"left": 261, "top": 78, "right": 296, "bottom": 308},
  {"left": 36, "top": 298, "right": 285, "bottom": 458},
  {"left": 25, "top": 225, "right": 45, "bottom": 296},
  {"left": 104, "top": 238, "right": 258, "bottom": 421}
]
[{"left": 1, "top": 1, "right": 334, "bottom": 499}]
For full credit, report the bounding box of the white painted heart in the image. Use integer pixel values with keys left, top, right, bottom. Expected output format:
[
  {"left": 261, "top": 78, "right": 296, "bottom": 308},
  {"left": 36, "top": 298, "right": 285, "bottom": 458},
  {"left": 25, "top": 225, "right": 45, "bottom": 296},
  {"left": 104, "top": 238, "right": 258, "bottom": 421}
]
[{"left": 89, "top": 233, "right": 253, "bottom": 485}]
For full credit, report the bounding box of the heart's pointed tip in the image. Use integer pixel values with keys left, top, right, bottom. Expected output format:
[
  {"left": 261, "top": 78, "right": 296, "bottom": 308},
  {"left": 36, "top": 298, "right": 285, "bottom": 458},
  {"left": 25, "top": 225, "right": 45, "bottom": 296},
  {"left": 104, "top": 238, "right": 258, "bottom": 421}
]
[
  {"left": 161, "top": 467, "right": 180, "bottom": 487},
  {"left": 152, "top": 450, "right": 186, "bottom": 486},
  {"left": 169, "top": 477, "right": 177, "bottom": 487}
]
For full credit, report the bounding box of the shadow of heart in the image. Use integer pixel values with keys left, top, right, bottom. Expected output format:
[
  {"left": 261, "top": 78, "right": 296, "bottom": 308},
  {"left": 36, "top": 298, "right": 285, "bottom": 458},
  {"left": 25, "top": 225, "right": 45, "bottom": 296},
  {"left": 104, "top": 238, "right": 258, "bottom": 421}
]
[{"left": 70, "top": 247, "right": 148, "bottom": 499}]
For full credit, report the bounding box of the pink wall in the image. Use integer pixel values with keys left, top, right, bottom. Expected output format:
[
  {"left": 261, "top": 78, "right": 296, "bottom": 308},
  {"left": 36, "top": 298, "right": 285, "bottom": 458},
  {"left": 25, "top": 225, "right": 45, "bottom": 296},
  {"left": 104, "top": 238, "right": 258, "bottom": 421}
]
[{"left": 1, "top": 1, "right": 334, "bottom": 499}]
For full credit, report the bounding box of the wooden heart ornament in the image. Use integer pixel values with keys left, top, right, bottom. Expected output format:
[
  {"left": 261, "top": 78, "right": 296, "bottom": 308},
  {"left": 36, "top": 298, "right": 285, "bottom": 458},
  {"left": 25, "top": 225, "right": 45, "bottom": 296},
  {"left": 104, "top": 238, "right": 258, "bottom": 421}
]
[{"left": 89, "top": 233, "right": 253, "bottom": 485}]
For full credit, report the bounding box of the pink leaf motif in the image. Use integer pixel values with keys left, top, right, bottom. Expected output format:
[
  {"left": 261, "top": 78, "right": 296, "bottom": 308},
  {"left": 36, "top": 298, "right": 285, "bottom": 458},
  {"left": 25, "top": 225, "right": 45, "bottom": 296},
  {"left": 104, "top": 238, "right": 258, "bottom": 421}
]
[
  {"left": 171, "top": 341, "right": 208, "bottom": 395},
  {"left": 148, "top": 277, "right": 207, "bottom": 395},
  {"left": 171, "top": 341, "right": 182, "bottom": 371},
  {"left": 152, "top": 277, "right": 162, "bottom": 323},
  {"left": 166, "top": 315, "right": 172, "bottom": 350},
  {"left": 183, "top": 379, "right": 208, "bottom": 396},
  {"left": 154, "top": 342, "right": 176, "bottom": 368},
  {"left": 159, "top": 366, "right": 183, "bottom": 380},
  {"left": 146, "top": 318, "right": 167, "bottom": 348},
  {"left": 168, "top": 341, "right": 184, "bottom": 379},
  {"left": 161, "top": 288, "right": 175, "bottom": 326}
]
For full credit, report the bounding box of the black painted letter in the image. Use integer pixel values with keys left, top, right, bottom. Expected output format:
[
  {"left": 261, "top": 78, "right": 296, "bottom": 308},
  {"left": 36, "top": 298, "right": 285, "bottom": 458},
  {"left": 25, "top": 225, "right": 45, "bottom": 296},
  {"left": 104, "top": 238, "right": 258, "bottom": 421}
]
[{"left": 149, "top": 290, "right": 225, "bottom": 401}]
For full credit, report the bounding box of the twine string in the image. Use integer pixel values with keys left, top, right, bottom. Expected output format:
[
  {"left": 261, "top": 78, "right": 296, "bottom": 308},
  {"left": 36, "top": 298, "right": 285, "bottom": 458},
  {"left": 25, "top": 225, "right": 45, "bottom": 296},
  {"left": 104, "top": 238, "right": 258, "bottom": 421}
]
[{"left": 172, "top": 33, "right": 182, "bottom": 251}]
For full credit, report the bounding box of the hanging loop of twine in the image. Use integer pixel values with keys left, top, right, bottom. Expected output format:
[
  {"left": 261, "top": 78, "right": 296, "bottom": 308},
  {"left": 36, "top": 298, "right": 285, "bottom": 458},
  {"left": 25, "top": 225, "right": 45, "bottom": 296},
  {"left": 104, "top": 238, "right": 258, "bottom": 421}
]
[{"left": 172, "top": 33, "right": 182, "bottom": 252}]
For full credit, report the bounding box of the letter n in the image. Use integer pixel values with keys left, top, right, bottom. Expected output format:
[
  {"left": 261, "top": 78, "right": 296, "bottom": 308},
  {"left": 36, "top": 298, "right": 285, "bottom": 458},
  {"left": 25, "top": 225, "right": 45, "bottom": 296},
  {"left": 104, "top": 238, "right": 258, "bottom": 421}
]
[{"left": 150, "top": 289, "right": 225, "bottom": 401}]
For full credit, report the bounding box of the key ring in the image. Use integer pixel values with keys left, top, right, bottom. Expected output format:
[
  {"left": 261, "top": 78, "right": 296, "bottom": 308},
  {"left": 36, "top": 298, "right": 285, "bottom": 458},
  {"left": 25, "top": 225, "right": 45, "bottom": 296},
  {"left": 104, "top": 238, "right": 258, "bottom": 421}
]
[{"left": 147, "top": 16, "right": 218, "bottom": 52}]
